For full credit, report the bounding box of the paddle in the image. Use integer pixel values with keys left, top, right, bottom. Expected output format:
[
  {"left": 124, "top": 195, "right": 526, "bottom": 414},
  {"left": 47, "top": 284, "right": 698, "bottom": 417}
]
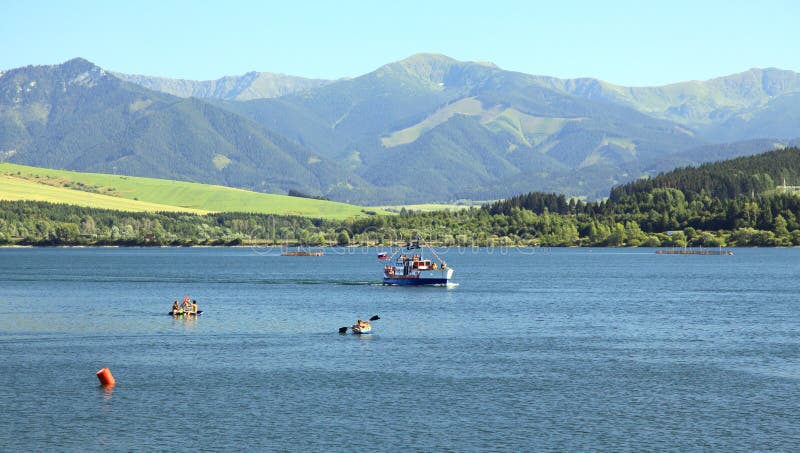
[{"left": 339, "top": 315, "right": 380, "bottom": 333}]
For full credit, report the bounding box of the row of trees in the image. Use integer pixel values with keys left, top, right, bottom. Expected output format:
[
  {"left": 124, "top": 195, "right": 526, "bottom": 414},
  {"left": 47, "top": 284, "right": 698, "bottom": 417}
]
[{"left": 2, "top": 195, "right": 799, "bottom": 248}]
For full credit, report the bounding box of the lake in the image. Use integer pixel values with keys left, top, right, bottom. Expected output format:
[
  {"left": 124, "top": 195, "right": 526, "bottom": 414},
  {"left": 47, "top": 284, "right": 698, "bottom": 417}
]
[{"left": 1, "top": 247, "right": 798, "bottom": 451}]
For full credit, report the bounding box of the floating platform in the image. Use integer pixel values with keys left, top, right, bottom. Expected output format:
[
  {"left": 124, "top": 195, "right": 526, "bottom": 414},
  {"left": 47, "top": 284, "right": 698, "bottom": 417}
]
[
  {"left": 170, "top": 310, "right": 203, "bottom": 316},
  {"left": 656, "top": 249, "right": 733, "bottom": 256},
  {"left": 281, "top": 251, "right": 324, "bottom": 256}
]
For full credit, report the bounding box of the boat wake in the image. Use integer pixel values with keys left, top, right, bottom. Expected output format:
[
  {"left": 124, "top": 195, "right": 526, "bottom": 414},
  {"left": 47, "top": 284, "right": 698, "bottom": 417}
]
[
  {"left": 295, "top": 279, "right": 380, "bottom": 286},
  {"left": 432, "top": 282, "right": 459, "bottom": 288}
]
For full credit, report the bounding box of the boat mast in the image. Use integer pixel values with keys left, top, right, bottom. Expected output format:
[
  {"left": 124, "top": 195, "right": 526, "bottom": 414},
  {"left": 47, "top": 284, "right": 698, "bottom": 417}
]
[{"left": 416, "top": 233, "right": 445, "bottom": 265}]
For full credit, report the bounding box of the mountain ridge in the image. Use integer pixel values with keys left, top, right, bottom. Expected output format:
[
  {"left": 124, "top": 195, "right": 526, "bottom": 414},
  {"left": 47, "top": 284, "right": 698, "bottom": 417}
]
[
  {"left": 0, "top": 57, "right": 366, "bottom": 199},
  {"left": 2, "top": 55, "right": 799, "bottom": 205},
  {"left": 114, "top": 70, "right": 332, "bottom": 101},
  {"left": 108, "top": 53, "right": 800, "bottom": 139},
  {"left": 218, "top": 54, "right": 709, "bottom": 202}
]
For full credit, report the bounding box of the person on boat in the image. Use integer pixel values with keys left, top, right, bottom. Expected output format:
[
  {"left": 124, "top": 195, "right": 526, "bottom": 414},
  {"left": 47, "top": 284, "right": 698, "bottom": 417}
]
[
  {"left": 180, "top": 296, "right": 191, "bottom": 311},
  {"left": 171, "top": 300, "right": 181, "bottom": 314},
  {"left": 190, "top": 300, "right": 198, "bottom": 314}
]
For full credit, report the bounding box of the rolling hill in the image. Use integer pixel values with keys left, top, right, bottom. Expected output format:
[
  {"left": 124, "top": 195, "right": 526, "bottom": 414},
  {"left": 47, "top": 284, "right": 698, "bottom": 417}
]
[
  {"left": 0, "top": 173, "right": 208, "bottom": 214},
  {"left": 0, "top": 163, "right": 384, "bottom": 219}
]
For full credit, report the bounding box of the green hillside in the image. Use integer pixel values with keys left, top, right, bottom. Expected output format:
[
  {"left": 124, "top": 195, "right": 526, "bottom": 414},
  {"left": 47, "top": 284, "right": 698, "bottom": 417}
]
[
  {"left": 225, "top": 54, "right": 703, "bottom": 203},
  {"left": 5, "top": 56, "right": 800, "bottom": 206},
  {"left": 0, "top": 173, "right": 207, "bottom": 213},
  {"left": 3, "top": 147, "right": 800, "bottom": 248},
  {"left": 0, "top": 58, "right": 362, "bottom": 200},
  {"left": 0, "top": 163, "right": 385, "bottom": 219}
]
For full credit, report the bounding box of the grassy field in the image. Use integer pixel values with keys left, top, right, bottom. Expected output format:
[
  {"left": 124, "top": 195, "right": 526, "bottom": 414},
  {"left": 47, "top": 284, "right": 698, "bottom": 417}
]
[
  {"left": 0, "top": 163, "right": 387, "bottom": 219},
  {"left": 375, "top": 203, "right": 479, "bottom": 213},
  {"left": 0, "top": 175, "right": 208, "bottom": 213}
]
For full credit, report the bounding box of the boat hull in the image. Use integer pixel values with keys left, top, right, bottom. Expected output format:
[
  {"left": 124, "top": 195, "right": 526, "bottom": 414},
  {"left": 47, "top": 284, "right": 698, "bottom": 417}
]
[
  {"left": 383, "top": 267, "right": 454, "bottom": 286},
  {"left": 383, "top": 277, "right": 451, "bottom": 286}
]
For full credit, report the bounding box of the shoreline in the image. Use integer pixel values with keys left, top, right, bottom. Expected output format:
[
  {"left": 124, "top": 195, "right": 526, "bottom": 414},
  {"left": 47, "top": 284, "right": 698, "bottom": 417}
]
[{"left": 1, "top": 244, "right": 794, "bottom": 249}]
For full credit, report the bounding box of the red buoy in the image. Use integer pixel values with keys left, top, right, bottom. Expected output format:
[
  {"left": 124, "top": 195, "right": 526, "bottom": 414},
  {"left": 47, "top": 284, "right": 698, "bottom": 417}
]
[{"left": 96, "top": 367, "right": 116, "bottom": 386}]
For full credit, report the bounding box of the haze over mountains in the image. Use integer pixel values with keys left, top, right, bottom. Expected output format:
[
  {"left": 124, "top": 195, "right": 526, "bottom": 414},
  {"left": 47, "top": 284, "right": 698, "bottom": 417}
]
[
  {"left": 114, "top": 71, "right": 331, "bottom": 101},
  {"left": 1, "top": 54, "right": 798, "bottom": 204}
]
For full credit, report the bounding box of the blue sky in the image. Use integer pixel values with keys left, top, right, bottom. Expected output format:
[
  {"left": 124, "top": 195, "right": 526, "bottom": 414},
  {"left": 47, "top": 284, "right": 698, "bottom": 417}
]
[{"left": 2, "top": 0, "right": 797, "bottom": 86}]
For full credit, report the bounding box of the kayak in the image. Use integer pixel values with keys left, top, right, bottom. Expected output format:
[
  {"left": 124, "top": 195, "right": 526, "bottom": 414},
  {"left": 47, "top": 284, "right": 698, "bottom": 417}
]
[
  {"left": 351, "top": 324, "right": 372, "bottom": 335},
  {"left": 339, "top": 316, "right": 379, "bottom": 335}
]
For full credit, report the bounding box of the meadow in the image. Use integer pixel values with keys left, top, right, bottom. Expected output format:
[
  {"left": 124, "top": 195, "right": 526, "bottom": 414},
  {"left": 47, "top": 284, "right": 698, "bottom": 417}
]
[{"left": 0, "top": 163, "right": 385, "bottom": 219}]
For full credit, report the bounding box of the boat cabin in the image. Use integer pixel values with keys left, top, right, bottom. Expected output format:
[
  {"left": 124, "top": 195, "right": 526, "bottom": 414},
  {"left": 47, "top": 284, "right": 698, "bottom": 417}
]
[{"left": 386, "top": 253, "right": 442, "bottom": 277}]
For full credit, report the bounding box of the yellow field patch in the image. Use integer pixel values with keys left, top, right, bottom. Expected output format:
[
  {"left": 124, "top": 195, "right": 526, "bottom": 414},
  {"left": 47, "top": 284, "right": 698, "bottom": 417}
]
[
  {"left": 0, "top": 175, "right": 207, "bottom": 213},
  {"left": 0, "top": 162, "right": 388, "bottom": 219}
]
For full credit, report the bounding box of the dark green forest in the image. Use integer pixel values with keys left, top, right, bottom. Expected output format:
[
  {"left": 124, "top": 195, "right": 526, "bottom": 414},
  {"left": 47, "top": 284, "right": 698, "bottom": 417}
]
[{"left": 3, "top": 148, "right": 800, "bottom": 247}]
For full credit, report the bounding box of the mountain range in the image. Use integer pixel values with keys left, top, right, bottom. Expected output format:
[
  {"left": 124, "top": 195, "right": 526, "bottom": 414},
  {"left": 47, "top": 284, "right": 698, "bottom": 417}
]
[
  {"left": 114, "top": 71, "right": 331, "bottom": 101},
  {"left": 1, "top": 54, "right": 798, "bottom": 204}
]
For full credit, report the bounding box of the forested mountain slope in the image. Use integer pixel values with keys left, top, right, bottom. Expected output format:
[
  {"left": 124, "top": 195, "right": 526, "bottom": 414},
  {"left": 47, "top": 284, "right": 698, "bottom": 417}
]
[
  {"left": 0, "top": 58, "right": 364, "bottom": 199},
  {"left": 4, "top": 56, "right": 799, "bottom": 205}
]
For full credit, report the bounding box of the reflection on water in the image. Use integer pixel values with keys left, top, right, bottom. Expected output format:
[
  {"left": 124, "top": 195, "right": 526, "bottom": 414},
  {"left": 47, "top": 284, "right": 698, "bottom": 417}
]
[
  {"left": 171, "top": 316, "right": 199, "bottom": 328},
  {"left": 99, "top": 384, "right": 115, "bottom": 419},
  {"left": 100, "top": 384, "right": 115, "bottom": 401}
]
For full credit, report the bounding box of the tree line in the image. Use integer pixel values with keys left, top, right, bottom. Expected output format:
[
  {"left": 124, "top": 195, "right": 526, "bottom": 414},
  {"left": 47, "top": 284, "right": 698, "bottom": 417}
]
[{"left": 2, "top": 147, "right": 800, "bottom": 248}]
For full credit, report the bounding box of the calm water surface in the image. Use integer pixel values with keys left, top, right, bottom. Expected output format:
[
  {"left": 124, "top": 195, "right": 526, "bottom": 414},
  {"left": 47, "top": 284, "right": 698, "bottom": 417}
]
[{"left": 1, "top": 247, "right": 799, "bottom": 451}]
